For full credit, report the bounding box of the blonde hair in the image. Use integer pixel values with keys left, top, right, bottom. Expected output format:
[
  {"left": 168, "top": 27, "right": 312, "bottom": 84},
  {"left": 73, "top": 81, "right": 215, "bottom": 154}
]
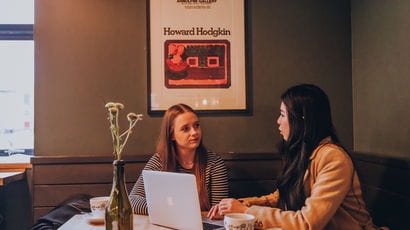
[{"left": 156, "top": 103, "right": 210, "bottom": 210}]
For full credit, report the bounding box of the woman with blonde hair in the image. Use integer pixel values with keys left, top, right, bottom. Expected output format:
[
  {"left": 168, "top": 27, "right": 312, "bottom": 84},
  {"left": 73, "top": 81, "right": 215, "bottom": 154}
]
[{"left": 130, "top": 103, "right": 228, "bottom": 214}]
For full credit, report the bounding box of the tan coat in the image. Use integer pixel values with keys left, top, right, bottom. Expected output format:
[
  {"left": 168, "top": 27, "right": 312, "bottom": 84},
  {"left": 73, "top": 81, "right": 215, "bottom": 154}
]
[{"left": 240, "top": 142, "right": 376, "bottom": 230}]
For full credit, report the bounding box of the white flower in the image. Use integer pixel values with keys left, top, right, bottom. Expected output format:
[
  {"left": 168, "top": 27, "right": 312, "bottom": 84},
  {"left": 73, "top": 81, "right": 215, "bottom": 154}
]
[{"left": 106, "top": 103, "right": 142, "bottom": 161}]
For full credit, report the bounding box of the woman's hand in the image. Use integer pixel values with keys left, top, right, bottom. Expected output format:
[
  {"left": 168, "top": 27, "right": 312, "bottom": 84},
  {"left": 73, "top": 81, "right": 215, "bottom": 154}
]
[
  {"left": 208, "top": 198, "right": 248, "bottom": 219},
  {"left": 207, "top": 204, "right": 223, "bottom": 220},
  {"left": 218, "top": 198, "right": 248, "bottom": 215}
]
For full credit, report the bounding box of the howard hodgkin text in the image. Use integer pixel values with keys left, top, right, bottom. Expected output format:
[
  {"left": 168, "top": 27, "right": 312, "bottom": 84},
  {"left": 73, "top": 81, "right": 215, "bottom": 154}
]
[
  {"left": 163, "top": 27, "right": 231, "bottom": 37},
  {"left": 176, "top": 0, "right": 217, "bottom": 3}
]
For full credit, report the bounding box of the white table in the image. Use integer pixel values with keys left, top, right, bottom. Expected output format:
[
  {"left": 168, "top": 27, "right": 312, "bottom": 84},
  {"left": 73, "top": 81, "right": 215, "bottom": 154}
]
[{"left": 58, "top": 214, "right": 172, "bottom": 230}]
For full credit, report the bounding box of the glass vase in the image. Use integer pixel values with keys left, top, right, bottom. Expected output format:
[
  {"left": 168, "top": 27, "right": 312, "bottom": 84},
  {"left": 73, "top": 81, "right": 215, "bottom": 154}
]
[{"left": 105, "top": 160, "right": 133, "bottom": 230}]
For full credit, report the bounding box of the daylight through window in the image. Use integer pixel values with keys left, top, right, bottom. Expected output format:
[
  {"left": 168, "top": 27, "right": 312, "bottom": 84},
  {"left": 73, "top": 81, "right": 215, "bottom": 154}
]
[{"left": 0, "top": 1, "right": 34, "bottom": 156}]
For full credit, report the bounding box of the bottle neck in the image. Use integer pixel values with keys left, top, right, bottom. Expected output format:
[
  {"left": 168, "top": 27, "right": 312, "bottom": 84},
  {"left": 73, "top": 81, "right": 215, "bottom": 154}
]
[{"left": 113, "top": 160, "right": 125, "bottom": 186}]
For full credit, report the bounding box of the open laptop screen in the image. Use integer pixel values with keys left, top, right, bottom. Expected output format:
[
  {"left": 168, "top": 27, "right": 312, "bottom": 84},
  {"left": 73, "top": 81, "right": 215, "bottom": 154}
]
[{"left": 142, "top": 170, "right": 224, "bottom": 230}]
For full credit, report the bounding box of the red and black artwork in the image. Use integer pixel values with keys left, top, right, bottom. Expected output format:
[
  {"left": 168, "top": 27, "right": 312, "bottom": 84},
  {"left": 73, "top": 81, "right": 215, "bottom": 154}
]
[{"left": 164, "top": 40, "right": 230, "bottom": 88}]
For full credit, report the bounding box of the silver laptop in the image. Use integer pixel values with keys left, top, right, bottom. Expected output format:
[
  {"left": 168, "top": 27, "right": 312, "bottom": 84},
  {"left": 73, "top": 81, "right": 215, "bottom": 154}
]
[{"left": 142, "top": 170, "right": 224, "bottom": 230}]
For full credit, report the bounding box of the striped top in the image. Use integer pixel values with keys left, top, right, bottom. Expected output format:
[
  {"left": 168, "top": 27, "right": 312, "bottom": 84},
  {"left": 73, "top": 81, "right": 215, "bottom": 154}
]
[{"left": 129, "top": 152, "right": 229, "bottom": 215}]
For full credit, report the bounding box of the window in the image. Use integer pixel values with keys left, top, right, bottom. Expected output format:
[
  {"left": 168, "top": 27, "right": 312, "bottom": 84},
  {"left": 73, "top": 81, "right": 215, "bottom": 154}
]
[{"left": 0, "top": 1, "right": 34, "bottom": 156}]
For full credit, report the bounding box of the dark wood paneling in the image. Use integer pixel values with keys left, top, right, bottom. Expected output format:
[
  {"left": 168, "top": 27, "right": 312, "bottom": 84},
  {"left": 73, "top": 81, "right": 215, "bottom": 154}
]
[
  {"left": 225, "top": 160, "right": 281, "bottom": 180},
  {"left": 224, "top": 155, "right": 280, "bottom": 198},
  {"left": 355, "top": 160, "right": 410, "bottom": 197},
  {"left": 229, "top": 180, "right": 276, "bottom": 198},
  {"left": 352, "top": 152, "right": 410, "bottom": 230},
  {"left": 33, "top": 184, "right": 111, "bottom": 207},
  {"left": 30, "top": 154, "right": 281, "bottom": 222},
  {"left": 31, "top": 153, "right": 279, "bottom": 164},
  {"left": 33, "top": 163, "right": 144, "bottom": 184},
  {"left": 33, "top": 183, "right": 135, "bottom": 207},
  {"left": 221, "top": 153, "right": 280, "bottom": 160},
  {"left": 33, "top": 207, "right": 53, "bottom": 223},
  {"left": 31, "top": 152, "right": 410, "bottom": 230},
  {"left": 361, "top": 185, "right": 410, "bottom": 230},
  {"left": 30, "top": 155, "right": 152, "bottom": 164}
]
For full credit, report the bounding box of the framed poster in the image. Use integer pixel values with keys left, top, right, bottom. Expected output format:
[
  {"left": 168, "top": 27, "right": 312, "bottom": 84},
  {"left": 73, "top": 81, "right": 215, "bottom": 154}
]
[{"left": 147, "top": 0, "right": 248, "bottom": 114}]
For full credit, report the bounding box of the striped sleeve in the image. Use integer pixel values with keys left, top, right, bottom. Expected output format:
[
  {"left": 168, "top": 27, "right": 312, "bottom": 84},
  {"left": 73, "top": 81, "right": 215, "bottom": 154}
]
[
  {"left": 206, "top": 152, "right": 229, "bottom": 206},
  {"left": 129, "top": 154, "right": 162, "bottom": 215}
]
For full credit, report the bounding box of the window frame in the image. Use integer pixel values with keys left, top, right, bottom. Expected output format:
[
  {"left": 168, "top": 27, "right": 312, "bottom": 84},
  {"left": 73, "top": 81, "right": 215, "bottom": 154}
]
[{"left": 0, "top": 24, "right": 33, "bottom": 40}]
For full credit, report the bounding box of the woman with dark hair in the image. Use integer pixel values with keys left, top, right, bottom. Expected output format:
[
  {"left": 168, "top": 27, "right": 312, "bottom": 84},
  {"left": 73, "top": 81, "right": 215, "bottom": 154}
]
[
  {"left": 129, "top": 103, "right": 228, "bottom": 215},
  {"left": 208, "top": 84, "right": 376, "bottom": 229}
]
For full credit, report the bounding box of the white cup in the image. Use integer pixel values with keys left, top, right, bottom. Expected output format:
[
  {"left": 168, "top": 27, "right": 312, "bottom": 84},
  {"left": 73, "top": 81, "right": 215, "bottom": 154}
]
[
  {"left": 224, "top": 213, "right": 255, "bottom": 230},
  {"left": 89, "top": 196, "right": 109, "bottom": 217}
]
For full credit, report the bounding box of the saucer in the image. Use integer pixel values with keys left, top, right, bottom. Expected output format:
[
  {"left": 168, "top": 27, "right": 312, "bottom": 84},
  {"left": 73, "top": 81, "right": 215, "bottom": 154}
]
[
  {"left": 84, "top": 213, "right": 105, "bottom": 226},
  {"left": 88, "top": 217, "right": 104, "bottom": 226}
]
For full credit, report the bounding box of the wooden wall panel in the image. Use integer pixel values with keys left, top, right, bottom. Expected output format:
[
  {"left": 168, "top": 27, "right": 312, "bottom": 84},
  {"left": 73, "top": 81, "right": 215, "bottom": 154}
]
[
  {"left": 33, "top": 163, "right": 144, "bottom": 184},
  {"left": 33, "top": 207, "right": 53, "bottom": 223},
  {"left": 229, "top": 180, "right": 276, "bottom": 198},
  {"left": 361, "top": 185, "right": 410, "bottom": 230},
  {"left": 225, "top": 160, "right": 281, "bottom": 180},
  {"left": 225, "top": 159, "right": 279, "bottom": 198},
  {"left": 31, "top": 154, "right": 280, "bottom": 222},
  {"left": 33, "top": 183, "right": 135, "bottom": 207},
  {"left": 355, "top": 161, "right": 410, "bottom": 197},
  {"left": 352, "top": 153, "right": 410, "bottom": 230},
  {"left": 31, "top": 152, "right": 409, "bottom": 229}
]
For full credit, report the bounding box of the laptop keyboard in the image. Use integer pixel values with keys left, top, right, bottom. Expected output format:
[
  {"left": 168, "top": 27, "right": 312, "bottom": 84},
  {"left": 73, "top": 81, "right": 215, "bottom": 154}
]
[{"left": 203, "top": 222, "right": 224, "bottom": 230}]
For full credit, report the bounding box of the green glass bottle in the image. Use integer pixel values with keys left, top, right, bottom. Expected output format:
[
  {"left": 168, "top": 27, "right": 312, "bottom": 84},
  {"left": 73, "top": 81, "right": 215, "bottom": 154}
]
[{"left": 105, "top": 160, "right": 133, "bottom": 230}]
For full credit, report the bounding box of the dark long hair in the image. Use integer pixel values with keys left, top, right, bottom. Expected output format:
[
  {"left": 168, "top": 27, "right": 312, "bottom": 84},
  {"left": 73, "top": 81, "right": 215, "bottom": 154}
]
[
  {"left": 156, "top": 103, "right": 210, "bottom": 211},
  {"left": 276, "top": 84, "right": 340, "bottom": 211}
]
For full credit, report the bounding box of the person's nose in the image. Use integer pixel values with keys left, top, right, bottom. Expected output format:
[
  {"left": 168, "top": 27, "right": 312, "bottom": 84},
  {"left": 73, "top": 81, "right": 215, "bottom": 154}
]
[
  {"left": 276, "top": 116, "right": 281, "bottom": 126},
  {"left": 190, "top": 127, "right": 198, "bottom": 136}
]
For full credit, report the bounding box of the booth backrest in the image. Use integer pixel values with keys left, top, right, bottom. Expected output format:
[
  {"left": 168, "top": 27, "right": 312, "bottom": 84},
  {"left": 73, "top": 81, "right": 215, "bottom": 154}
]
[
  {"left": 31, "top": 152, "right": 409, "bottom": 229},
  {"left": 30, "top": 153, "right": 280, "bottom": 222},
  {"left": 352, "top": 152, "right": 410, "bottom": 230}
]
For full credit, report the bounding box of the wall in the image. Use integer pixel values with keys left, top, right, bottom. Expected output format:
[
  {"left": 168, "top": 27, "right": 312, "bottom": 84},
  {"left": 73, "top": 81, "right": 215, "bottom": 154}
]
[
  {"left": 352, "top": 0, "right": 410, "bottom": 158},
  {"left": 35, "top": 0, "right": 352, "bottom": 156}
]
